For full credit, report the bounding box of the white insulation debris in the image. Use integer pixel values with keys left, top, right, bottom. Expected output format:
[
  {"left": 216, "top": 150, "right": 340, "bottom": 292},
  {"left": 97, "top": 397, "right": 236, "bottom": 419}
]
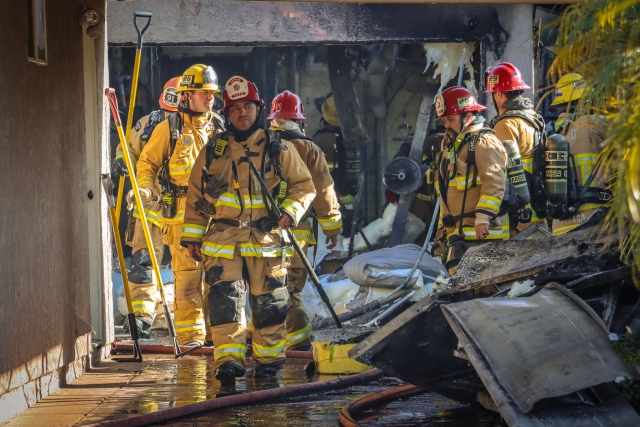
[
  {"left": 423, "top": 42, "right": 477, "bottom": 94},
  {"left": 507, "top": 279, "right": 536, "bottom": 297},
  {"left": 338, "top": 203, "right": 426, "bottom": 254}
]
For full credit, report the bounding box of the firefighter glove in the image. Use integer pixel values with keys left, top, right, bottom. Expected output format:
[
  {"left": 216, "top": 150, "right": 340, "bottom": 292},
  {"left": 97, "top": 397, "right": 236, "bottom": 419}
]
[
  {"left": 112, "top": 158, "right": 128, "bottom": 177},
  {"left": 126, "top": 188, "right": 153, "bottom": 210}
]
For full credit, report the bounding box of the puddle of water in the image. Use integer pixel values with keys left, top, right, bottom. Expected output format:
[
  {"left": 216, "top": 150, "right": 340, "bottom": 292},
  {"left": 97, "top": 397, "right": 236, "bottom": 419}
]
[
  {"left": 141, "top": 361, "right": 501, "bottom": 427},
  {"left": 89, "top": 346, "right": 500, "bottom": 427}
]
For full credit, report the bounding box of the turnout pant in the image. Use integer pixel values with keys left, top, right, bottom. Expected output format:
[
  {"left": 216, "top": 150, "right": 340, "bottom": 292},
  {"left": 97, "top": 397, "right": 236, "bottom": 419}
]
[
  {"left": 163, "top": 224, "right": 206, "bottom": 345},
  {"left": 286, "top": 221, "right": 314, "bottom": 349},
  {"left": 204, "top": 243, "right": 289, "bottom": 371},
  {"left": 127, "top": 219, "right": 164, "bottom": 324}
]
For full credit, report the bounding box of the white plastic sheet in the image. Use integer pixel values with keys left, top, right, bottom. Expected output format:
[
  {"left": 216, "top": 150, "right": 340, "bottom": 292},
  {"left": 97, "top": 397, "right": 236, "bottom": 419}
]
[{"left": 343, "top": 244, "right": 448, "bottom": 289}]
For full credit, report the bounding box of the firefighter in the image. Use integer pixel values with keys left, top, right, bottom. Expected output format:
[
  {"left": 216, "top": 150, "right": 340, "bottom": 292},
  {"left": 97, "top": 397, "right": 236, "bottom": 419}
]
[
  {"left": 485, "top": 62, "right": 547, "bottom": 234},
  {"left": 548, "top": 73, "right": 609, "bottom": 235},
  {"left": 112, "top": 77, "right": 181, "bottom": 338},
  {"left": 268, "top": 90, "right": 342, "bottom": 351},
  {"left": 313, "top": 94, "right": 358, "bottom": 236},
  {"left": 433, "top": 86, "right": 509, "bottom": 274},
  {"left": 135, "top": 64, "right": 222, "bottom": 347},
  {"left": 181, "top": 77, "right": 315, "bottom": 383}
]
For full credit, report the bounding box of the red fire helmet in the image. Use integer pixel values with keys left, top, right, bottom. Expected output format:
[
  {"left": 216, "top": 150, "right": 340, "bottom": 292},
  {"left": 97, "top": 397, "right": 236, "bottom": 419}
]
[
  {"left": 222, "top": 76, "right": 263, "bottom": 112},
  {"left": 484, "top": 62, "right": 531, "bottom": 93},
  {"left": 267, "top": 90, "right": 306, "bottom": 120},
  {"left": 435, "top": 86, "right": 486, "bottom": 118}
]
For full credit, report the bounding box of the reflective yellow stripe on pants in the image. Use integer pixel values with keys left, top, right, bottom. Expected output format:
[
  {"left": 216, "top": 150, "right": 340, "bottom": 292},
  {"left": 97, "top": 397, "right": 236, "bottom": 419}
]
[
  {"left": 175, "top": 318, "right": 206, "bottom": 334},
  {"left": 252, "top": 339, "right": 286, "bottom": 358},
  {"left": 131, "top": 300, "right": 156, "bottom": 314},
  {"left": 214, "top": 343, "right": 247, "bottom": 361},
  {"left": 286, "top": 324, "right": 312, "bottom": 346}
]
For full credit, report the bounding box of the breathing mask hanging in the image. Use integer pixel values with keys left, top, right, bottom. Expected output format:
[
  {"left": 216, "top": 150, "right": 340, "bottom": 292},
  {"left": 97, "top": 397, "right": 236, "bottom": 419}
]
[{"left": 445, "top": 234, "right": 468, "bottom": 271}]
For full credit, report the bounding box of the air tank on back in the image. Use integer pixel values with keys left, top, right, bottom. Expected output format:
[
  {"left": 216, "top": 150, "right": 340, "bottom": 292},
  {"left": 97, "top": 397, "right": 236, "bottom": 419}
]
[
  {"left": 502, "top": 139, "right": 530, "bottom": 205},
  {"left": 545, "top": 134, "right": 569, "bottom": 206}
]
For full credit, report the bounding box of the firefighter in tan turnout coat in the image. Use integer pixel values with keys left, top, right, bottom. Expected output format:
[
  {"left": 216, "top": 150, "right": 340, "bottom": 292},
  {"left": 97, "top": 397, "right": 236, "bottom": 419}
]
[
  {"left": 268, "top": 90, "right": 342, "bottom": 351},
  {"left": 181, "top": 77, "right": 315, "bottom": 383},
  {"left": 433, "top": 86, "right": 509, "bottom": 274}
]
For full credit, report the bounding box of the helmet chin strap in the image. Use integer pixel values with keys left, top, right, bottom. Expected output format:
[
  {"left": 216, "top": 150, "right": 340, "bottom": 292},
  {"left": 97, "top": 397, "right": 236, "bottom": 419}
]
[
  {"left": 455, "top": 113, "right": 473, "bottom": 139},
  {"left": 491, "top": 92, "right": 499, "bottom": 113}
]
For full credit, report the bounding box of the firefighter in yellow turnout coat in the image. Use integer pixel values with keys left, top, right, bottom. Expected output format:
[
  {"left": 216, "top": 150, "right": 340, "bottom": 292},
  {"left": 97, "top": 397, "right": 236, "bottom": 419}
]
[
  {"left": 548, "top": 73, "right": 609, "bottom": 235},
  {"left": 113, "top": 77, "right": 181, "bottom": 338},
  {"left": 135, "top": 64, "right": 222, "bottom": 347},
  {"left": 434, "top": 87, "right": 509, "bottom": 273},
  {"left": 268, "top": 91, "right": 342, "bottom": 351},
  {"left": 182, "top": 77, "right": 315, "bottom": 383}
]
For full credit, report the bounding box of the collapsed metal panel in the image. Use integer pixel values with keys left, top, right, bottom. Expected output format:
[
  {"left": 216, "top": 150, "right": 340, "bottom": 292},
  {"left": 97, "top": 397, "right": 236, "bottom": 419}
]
[
  {"left": 440, "top": 226, "right": 603, "bottom": 295},
  {"left": 442, "top": 284, "right": 638, "bottom": 413},
  {"left": 444, "top": 315, "right": 640, "bottom": 426}
]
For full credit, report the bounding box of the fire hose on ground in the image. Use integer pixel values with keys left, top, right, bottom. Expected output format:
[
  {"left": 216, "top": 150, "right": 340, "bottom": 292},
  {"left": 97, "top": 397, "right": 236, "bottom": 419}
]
[
  {"left": 111, "top": 342, "right": 313, "bottom": 360},
  {"left": 83, "top": 368, "right": 384, "bottom": 427},
  {"left": 338, "top": 384, "right": 425, "bottom": 427}
]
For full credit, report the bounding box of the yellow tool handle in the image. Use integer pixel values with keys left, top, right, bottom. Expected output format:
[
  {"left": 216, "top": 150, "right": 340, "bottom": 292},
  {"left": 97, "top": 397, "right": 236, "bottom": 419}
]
[
  {"left": 102, "top": 175, "right": 134, "bottom": 314},
  {"left": 115, "top": 48, "right": 143, "bottom": 225},
  {"left": 115, "top": 175, "right": 125, "bottom": 224},
  {"left": 106, "top": 89, "right": 167, "bottom": 305},
  {"left": 111, "top": 206, "right": 134, "bottom": 314}
]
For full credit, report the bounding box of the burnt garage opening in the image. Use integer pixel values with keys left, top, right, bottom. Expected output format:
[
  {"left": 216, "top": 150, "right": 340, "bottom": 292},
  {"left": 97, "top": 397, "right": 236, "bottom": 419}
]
[{"left": 106, "top": 0, "right": 534, "bottom": 326}]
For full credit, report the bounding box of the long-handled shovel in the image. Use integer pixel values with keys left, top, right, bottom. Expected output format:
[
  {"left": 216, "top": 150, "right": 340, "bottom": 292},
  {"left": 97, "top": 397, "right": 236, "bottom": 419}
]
[
  {"left": 115, "top": 11, "right": 152, "bottom": 224},
  {"left": 102, "top": 175, "right": 143, "bottom": 362},
  {"left": 243, "top": 153, "right": 343, "bottom": 328},
  {"left": 106, "top": 89, "right": 202, "bottom": 358}
]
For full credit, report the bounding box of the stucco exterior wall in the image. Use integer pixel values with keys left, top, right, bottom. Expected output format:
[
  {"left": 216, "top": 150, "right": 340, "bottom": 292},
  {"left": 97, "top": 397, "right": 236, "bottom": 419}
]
[{"left": 0, "top": 1, "right": 110, "bottom": 423}]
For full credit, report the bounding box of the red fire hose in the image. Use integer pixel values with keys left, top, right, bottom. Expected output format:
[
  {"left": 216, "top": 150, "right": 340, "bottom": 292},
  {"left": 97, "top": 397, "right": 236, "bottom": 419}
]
[
  {"left": 111, "top": 342, "right": 313, "bottom": 360},
  {"left": 338, "top": 384, "right": 425, "bottom": 427},
  {"left": 84, "top": 368, "right": 383, "bottom": 427}
]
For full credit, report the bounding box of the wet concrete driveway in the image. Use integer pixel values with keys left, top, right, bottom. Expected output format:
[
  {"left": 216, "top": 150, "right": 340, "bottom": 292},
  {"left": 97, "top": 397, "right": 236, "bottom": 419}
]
[{"left": 4, "top": 346, "right": 500, "bottom": 427}]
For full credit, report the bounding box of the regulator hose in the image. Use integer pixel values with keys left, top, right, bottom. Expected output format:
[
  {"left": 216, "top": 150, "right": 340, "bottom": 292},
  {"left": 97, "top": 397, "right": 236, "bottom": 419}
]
[{"left": 85, "top": 368, "right": 383, "bottom": 427}]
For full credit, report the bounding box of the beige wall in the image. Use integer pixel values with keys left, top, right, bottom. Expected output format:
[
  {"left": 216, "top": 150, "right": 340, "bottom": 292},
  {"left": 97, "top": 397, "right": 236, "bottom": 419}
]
[{"left": 0, "top": 1, "right": 110, "bottom": 423}]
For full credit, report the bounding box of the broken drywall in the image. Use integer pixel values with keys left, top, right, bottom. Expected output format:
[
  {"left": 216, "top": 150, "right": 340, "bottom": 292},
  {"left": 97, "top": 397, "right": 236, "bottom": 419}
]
[{"left": 423, "top": 42, "right": 477, "bottom": 94}]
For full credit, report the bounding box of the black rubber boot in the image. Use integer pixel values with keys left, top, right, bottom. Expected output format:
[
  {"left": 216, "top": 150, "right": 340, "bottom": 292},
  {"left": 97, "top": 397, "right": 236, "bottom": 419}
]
[
  {"left": 215, "top": 361, "right": 245, "bottom": 385},
  {"left": 252, "top": 361, "right": 284, "bottom": 378},
  {"left": 123, "top": 318, "right": 152, "bottom": 339},
  {"left": 139, "top": 319, "right": 152, "bottom": 339}
]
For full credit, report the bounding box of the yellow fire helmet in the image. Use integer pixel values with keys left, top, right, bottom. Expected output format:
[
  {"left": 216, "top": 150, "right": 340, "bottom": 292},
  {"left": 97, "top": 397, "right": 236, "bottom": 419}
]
[
  {"left": 550, "top": 73, "right": 588, "bottom": 106},
  {"left": 175, "top": 64, "right": 219, "bottom": 93},
  {"left": 322, "top": 95, "right": 341, "bottom": 127}
]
